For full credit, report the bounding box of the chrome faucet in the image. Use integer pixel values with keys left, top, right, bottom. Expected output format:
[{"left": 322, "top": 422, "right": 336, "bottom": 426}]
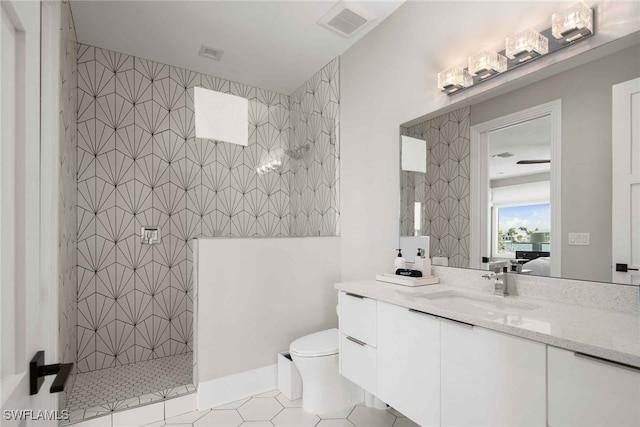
[{"left": 482, "top": 266, "right": 508, "bottom": 297}]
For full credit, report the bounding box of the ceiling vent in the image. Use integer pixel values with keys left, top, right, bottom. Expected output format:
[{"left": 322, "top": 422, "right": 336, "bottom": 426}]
[
  {"left": 318, "top": 2, "right": 374, "bottom": 38},
  {"left": 198, "top": 45, "right": 224, "bottom": 61}
]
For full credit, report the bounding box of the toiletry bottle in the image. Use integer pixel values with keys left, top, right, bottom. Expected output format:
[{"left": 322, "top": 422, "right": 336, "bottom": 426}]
[
  {"left": 395, "top": 249, "right": 406, "bottom": 269},
  {"left": 414, "top": 249, "right": 424, "bottom": 272},
  {"left": 421, "top": 249, "right": 432, "bottom": 276}
]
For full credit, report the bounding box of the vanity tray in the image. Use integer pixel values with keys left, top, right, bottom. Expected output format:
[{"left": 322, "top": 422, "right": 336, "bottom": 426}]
[{"left": 376, "top": 273, "right": 440, "bottom": 287}]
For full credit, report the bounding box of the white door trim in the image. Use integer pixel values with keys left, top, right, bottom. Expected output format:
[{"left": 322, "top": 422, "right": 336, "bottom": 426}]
[
  {"left": 40, "top": 0, "right": 62, "bottom": 366},
  {"left": 612, "top": 77, "right": 640, "bottom": 285},
  {"left": 470, "top": 100, "right": 562, "bottom": 277},
  {"left": 1, "top": 0, "right": 59, "bottom": 421}
]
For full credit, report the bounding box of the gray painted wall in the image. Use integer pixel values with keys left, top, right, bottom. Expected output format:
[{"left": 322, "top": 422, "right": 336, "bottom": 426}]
[{"left": 471, "top": 44, "right": 640, "bottom": 283}]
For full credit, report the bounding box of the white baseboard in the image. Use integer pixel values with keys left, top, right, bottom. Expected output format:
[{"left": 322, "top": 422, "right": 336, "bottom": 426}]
[{"left": 197, "top": 364, "right": 278, "bottom": 410}]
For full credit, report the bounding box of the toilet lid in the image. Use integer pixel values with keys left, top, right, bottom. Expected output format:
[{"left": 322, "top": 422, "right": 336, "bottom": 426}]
[{"left": 290, "top": 328, "right": 339, "bottom": 357}]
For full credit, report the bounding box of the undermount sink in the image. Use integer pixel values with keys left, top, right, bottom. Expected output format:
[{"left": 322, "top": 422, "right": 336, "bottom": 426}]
[{"left": 416, "top": 290, "right": 540, "bottom": 319}]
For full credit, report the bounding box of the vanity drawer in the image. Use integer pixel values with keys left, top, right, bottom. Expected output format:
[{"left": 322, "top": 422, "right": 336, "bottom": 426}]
[
  {"left": 339, "top": 291, "right": 377, "bottom": 347},
  {"left": 548, "top": 346, "right": 640, "bottom": 427},
  {"left": 340, "top": 333, "right": 377, "bottom": 394}
]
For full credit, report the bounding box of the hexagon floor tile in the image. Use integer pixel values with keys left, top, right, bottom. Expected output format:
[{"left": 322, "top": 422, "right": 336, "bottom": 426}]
[
  {"left": 271, "top": 408, "right": 319, "bottom": 427},
  {"left": 140, "top": 390, "right": 413, "bottom": 427},
  {"left": 348, "top": 406, "right": 397, "bottom": 427},
  {"left": 194, "top": 409, "right": 244, "bottom": 427},
  {"left": 237, "top": 398, "right": 283, "bottom": 421}
]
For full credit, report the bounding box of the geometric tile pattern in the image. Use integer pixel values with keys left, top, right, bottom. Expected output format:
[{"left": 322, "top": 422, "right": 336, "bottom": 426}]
[
  {"left": 63, "top": 353, "right": 194, "bottom": 425},
  {"left": 76, "top": 44, "right": 341, "bottom": 372},
  {"left": 142, "top": 390, "right": 418, "bottom": 427},
  {"left": 59, "top": 0, "right": 79, "bottom": 404},
  {"left": 289, "top": 58, "right": 340, "bottom": 237},
  {"left": 400, "top": 107, "right": 470, "bottom": 268}
]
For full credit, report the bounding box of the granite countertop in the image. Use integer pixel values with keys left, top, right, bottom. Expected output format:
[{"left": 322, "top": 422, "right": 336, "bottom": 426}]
[{"left": 334, "top": 280, "right": 640, "bottom": 368}]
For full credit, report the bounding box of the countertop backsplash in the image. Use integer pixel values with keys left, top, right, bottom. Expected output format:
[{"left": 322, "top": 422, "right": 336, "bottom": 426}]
[{"left": 431, "top": 266, "right": 640, "bottom": 315}]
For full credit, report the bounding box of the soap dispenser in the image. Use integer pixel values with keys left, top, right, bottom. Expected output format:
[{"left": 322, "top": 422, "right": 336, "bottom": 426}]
[
  {"left": 395, "top": 249, "right": 406, "bottom": 269},
  {"left": 415, "top": 248, "right": 432, "bottom": 276}
]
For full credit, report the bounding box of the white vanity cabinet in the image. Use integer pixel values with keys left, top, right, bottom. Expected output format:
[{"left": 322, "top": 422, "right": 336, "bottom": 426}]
[
  {"left": 440, "top": 318, "right": 546, "bottom": 427},
  {"left": 548, "top": 346, "right": 640, "bottom": 427},
  {"left": 377, "top": 301, "right": 440, "bottom": 427},
  {"left": 339, "top": 292, "right": 377, "bottom": 394}
]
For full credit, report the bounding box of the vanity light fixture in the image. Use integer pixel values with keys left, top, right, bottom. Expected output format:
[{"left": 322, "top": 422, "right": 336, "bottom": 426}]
[
  {"left": 468, "top": 50, "right": 507, "bottom": 80},
  {"left": 438, "top": 2, "right": 594, "bottom": 96},
  {"left": 437, "top": 67, "right": 473, "bottom": 94},
  {"left": 506, "top": 28, "right": 549, "bottom": 63},
  {"left": 552, "top": 2, "right": 593, "bottom": 44}
]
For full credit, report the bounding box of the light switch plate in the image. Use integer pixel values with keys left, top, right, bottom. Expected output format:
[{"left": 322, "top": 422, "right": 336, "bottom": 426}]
[{"left": 568, "top": 232, "right": 590, "bottom": 245}]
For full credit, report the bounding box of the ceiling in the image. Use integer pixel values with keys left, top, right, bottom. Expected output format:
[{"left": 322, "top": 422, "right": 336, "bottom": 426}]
[
  {"left": 70, "top": 0, "right": 404, "bottom": 94},
  {"left": 489, "top": 116, "right": 551, "bottom": 180}
]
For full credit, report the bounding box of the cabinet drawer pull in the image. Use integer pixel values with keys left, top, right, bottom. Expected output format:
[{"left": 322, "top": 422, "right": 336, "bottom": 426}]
[
  {"left": 409, "top": 308, "right": 436, "bottom": 319},
  {"left": 574, "top": 352, "right": 640, "bottom": 372},
  {"left": 440, "top": 316, "right": 475, "bottom": 329},
  {"left": 345, "top": 292, "right": 365, "bottom": 299},
  {"left": 346, "top": 336, "right": 367, "bottom": 346}
]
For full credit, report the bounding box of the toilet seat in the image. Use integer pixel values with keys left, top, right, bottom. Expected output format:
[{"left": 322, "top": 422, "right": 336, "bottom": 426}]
[{"left": 290, "top": 328, "right": 339, "bottom": 357}]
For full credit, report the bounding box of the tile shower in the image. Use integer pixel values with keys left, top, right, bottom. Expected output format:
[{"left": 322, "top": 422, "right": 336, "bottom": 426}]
[{"left": 64, "top": 5, "right": 340, "bottom": 422}]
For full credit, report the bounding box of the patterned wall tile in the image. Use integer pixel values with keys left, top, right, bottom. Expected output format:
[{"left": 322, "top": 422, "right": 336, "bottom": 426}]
[
  {"left": 288, "top": 57, "right": 340, "bottom": 236},
  {"left": 401, "top": 107, "right": 470, "bottom": 268},
  {"left": 77, "top": 44, "right": 340, "bottom": 372}
]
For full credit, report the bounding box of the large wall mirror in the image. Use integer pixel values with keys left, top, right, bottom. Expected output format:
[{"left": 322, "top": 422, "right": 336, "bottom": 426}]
[{"left": 399, "top": 35, "right": 640, "bottom": 286}]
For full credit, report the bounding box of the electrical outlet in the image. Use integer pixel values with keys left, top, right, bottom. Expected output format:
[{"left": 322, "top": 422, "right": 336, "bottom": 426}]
[{"left": 568, "top": 232, "right": 590, "bottom": 245}]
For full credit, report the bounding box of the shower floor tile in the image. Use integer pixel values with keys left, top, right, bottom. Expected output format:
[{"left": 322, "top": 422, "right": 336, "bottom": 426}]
[{"left": 63, "top": 353, "right": 194, "bottom": 425}]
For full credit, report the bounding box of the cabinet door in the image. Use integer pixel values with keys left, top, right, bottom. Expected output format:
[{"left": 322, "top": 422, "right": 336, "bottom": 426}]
[
  {"left": 441, "top": 319, "right": 546, "bottom": 426},
  {"left": 548, "top": 346, "right": 640, "bottom": 426},
  {"left": 377, "top": 301, "right": 440, "bottom": 427}
]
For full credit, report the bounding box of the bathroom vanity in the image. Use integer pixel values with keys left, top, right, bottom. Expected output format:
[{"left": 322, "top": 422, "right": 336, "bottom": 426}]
[{"left": 336, "top": 278, "right": 640, "bottom": 427}]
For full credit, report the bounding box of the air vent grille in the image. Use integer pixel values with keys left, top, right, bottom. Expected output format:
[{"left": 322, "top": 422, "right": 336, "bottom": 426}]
[
  {"left": 327, "top": 8, "right": 367, "bottom": 36},
  {"left": 198, "top": 45, "right": 224, "bottom": 61},
  {"left": 318, "top": 2, "right": 373, "bottom": 38}
]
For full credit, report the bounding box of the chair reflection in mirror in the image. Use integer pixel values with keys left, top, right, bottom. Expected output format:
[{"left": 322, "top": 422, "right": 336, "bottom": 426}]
[{"left": 511, "top": 250, "right": 551, "bottom": 276}]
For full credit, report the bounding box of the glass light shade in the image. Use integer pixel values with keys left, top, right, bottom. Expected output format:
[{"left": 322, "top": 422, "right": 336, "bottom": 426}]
[
  {"left": 505, "top": 28, "right": 549, "bottom": 62},
  {"left": 468, "top": 51, "right": 507, "bottom": 79},
  {"left": 437, "top": 67, "right": 473, "bottom": 94},
  {"left": 552, "top": 2, "right": 593, "bottom": 43},
  {"left": 256, "top": 148, "right": 284, "bottom": 174}
]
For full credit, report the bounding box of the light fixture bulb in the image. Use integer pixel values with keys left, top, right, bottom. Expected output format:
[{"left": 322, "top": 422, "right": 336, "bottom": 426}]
[
  {"left": 552, "top": 2, "right": 593, "bottom": 44},
  {"left": 468, "top": 50, "right": 507, "bottom": 79},
  {"left": 505, "top": 28, "right": 548, "bottom": 63},
  {"left": 437, "top": 67, "right": 473, "bottom": 94}
]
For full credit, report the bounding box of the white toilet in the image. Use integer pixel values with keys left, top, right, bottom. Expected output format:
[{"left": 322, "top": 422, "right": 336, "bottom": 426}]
[{"left": 289, "top": 328, "right": 363, "bottom": 415}]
